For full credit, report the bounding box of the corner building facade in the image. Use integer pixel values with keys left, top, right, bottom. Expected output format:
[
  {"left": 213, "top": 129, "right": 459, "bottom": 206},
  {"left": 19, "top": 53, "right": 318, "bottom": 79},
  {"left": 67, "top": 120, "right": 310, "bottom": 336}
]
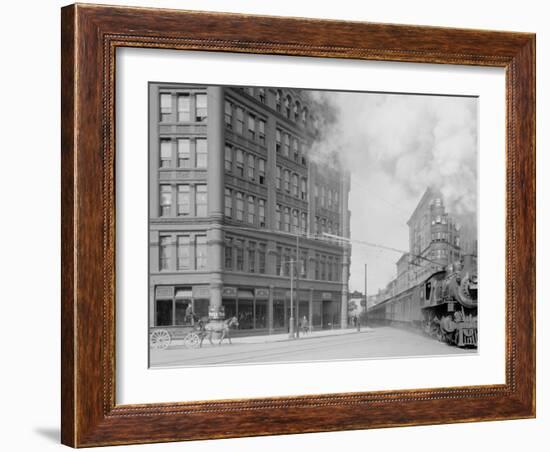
[{"left": 149, "top": 83, "right": 351, "bottom": 335}]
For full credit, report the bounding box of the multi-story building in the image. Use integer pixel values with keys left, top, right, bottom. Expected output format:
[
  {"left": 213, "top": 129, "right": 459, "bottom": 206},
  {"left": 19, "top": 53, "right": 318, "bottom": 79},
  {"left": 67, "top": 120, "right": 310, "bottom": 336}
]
[
  {"left": 371, "top": 187, "right": 473, "bottom": 307},
  {"left": 148, "top": 83, "right": 351, "bottom": 335},
  {"left": 406, "top": 187, "right": 463, "bottom": 284}
]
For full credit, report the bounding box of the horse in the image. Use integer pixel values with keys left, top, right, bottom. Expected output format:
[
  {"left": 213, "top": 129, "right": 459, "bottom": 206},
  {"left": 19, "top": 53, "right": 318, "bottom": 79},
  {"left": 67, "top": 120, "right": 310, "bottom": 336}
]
[{"left": 199, "top": 316, "right": 239, "bottom": 347}]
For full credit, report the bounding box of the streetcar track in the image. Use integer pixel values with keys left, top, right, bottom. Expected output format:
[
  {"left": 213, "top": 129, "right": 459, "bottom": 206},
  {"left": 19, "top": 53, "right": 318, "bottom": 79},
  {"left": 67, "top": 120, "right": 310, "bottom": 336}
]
[{"left": 151, "top": 328, "right": 472, "bottom": 367}]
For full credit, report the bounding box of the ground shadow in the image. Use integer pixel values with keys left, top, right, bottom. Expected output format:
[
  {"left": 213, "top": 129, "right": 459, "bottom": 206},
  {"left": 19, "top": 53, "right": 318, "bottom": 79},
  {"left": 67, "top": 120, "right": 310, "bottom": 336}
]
[{"left": 34, "top": 427, "right": 59, "bottom": 443}]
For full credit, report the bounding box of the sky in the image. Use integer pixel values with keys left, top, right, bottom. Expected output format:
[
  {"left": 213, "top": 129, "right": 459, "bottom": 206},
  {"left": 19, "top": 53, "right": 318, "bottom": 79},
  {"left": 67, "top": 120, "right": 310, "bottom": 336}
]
[{"left": 308, "top": 91, "right": 478, "bottom": 294}]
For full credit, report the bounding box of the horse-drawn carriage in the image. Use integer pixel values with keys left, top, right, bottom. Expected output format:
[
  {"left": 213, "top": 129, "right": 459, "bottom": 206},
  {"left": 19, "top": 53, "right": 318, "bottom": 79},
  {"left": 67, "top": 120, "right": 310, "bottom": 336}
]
[{"left": 149, "top": 316, "right": 239, "bottom": 350}]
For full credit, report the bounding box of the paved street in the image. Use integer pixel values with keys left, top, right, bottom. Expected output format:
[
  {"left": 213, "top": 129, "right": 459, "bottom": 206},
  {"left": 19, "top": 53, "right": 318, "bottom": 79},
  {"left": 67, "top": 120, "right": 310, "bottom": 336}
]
[{"left": 150, "top": 326, "right": 475, "bottom": 367}]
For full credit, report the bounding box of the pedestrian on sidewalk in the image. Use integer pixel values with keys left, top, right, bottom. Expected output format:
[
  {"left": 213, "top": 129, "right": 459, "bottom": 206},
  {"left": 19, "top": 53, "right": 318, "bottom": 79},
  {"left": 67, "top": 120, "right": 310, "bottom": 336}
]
[{"left": 300, "top": 315, "right": 309, "bottom": 335}]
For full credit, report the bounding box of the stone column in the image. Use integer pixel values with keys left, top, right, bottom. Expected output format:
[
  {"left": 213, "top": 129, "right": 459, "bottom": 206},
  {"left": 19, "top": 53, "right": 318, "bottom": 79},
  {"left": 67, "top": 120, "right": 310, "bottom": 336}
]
[
  {"left": 340, "top": 171, "right": 351, "bottom": 329},
  {"left": 207, "top": 86, "right": 225, "bottom": 319},
  {"left": 266, "top": 239, "right": 277, "bottom": 275},
  {"left": 265, "top": 114, "right": 277, "bottom": 229},
  {"left": 268, "top": 285, "right": 274, "bottom": 334},
  {"left": 308, "top": 288, "right": 314, "bottom": 332},
  {"left": 149, "top": 84, "right": 160, "bottom": 218}
]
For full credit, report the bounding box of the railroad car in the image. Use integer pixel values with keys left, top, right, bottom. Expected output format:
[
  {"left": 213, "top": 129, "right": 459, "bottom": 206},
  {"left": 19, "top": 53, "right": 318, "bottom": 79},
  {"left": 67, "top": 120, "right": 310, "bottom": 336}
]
[{"left": 368, "top": 255, "right": 477, "bottom": 348}]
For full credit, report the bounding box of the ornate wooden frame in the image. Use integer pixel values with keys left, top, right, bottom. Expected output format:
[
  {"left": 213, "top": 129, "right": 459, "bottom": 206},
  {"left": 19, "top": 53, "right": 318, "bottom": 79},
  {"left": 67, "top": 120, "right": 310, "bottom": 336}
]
[{"left": 61, "top": 3, "right": 536, "bottom": 447}]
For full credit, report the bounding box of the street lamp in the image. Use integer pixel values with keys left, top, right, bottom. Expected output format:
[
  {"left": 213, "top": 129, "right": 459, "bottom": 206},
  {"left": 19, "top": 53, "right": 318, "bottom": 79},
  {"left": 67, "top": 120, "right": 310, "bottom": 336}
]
[
  {"left": 288, "top": 259, "right": 295, "bottom": 339},
  {"left": 285, "top": 234, "right": 301, "bottom": 340}
]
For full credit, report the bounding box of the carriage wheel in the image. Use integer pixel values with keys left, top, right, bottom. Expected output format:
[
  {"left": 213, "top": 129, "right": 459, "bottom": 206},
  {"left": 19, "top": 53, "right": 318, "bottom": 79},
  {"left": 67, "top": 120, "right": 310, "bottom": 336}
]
[
  {"left": 150, "top": 329, "right": 171, "bottom": 350},
  {"left": 183, "top": 332, "right": 201, "bottom": 349}
]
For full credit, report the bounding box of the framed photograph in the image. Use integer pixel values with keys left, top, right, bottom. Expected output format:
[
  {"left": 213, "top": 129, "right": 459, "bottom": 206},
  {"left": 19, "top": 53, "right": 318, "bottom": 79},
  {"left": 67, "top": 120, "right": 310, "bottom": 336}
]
[{"left": 61, "top": 3, "right": 535, "bottom": 447}]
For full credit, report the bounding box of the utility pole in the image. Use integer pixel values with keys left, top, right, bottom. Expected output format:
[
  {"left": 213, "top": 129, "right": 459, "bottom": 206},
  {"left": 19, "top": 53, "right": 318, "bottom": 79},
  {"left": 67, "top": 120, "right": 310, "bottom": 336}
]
[
  {"left": 364, "top": 263, "right": 368, "bottom": 327},
  {"left": 295, "top": 234, "right": 300, "bottom": 338},
  {"left": 288, "top": 259, "right": 295, "bottom": 339}
]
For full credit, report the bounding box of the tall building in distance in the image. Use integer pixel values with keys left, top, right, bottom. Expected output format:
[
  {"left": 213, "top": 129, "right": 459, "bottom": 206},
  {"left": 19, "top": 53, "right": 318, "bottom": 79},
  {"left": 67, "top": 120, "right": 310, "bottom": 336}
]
[
  {"left": 370, "top": 187, "right": 475, "bottom": 305},
  {"left": 149, "top": 83, "right": 351, "bottom": 335},
  {"left": 406, "top": 187, "right": 463, "bottom": 284}
]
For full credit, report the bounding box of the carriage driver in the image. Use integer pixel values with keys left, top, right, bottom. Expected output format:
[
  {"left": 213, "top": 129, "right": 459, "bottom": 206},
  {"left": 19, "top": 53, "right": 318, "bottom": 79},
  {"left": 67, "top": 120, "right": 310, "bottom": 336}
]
[{"left": 185, "top": 303, "right": 194, "bottom": 325}]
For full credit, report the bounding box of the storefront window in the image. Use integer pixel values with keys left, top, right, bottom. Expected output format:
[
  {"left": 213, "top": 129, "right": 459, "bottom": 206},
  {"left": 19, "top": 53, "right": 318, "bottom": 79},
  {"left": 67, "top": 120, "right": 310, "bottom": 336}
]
[
  {"left": 194, "top": 299, "right": 209, "bottom": 320},
  {"left": 273, "top": 299, "right": 285, "bottom": 329},
  {"left": 273, "top": 299, "right": 286, "bottom": 329},
  {"left": 312, "top": 301, "right": 322, "bottom": 327},
  {"left": 238, "top": 298, "right": 254, "bottom": 329},
  {"left": 175, "top": 299, "right": 190, "bottom": 325},
  {"left": 222, "top": 299, "right": 237, "bottom": 319},
  {"left": 298, "top": 301, "right": 309, "bottom": 320},
  {"left": 255, "top": 300, "right": 267, "bottom": 329},
  {"left": 155, "top": 299, "right": 172, "bottom": 326}
]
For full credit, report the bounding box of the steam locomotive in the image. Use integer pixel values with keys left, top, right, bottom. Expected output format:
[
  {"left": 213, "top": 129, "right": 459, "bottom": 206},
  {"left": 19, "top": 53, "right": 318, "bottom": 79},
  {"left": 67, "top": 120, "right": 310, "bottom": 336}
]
[{"left": 368, "top": 255, "right": 478, "bottom": 348}]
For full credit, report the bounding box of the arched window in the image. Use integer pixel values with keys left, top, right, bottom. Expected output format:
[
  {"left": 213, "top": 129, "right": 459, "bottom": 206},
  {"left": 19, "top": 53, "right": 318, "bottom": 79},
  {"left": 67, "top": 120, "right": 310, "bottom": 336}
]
[
  {"left": 301, "top": 107, "right": 308, "bottom": 125},
  {"left": 285, "top": 95, "right": 291, "bottom": 118},
  {"left": 275, "top": 89, "right": 282, "bottom": 112},
  {"left": 258, "top": 88, "right": 266, "bottom": 103},
  {"left": 294, "top": 101, "right": 300, "bottom": 122}
]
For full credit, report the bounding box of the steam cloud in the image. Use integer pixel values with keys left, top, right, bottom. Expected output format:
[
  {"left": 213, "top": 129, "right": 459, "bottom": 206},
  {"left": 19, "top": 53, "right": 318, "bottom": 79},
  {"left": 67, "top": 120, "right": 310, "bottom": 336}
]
[
  {"left": 308, "top": 91, "right": 478, "bottom": 230},
  {"left": 304, "top": 91, "right": 478, "bottom": 290}
]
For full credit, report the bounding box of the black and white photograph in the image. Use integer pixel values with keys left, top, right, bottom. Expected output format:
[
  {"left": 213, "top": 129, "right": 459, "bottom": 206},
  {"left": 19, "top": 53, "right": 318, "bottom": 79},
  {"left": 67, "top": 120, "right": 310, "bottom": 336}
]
[{"left": 147, "top": 83, "right": 478, "bottom": 367}]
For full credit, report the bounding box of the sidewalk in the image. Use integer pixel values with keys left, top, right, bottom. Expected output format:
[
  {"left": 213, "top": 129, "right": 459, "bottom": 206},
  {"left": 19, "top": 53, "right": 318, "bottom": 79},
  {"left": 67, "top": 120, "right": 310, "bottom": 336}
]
[
  {"left": 167, "top": 326, "right": 374, "bottom": 347},
  {"left": 229, "top": 326, "right": 373, "bottom": 344}
]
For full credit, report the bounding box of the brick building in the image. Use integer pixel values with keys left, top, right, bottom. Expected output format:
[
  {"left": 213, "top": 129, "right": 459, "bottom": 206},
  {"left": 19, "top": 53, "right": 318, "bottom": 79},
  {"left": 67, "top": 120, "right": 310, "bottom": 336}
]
[
  {"left": 148, "top": 83, "right": 351, "bottom": 335},
  {"left": 370, "top": 187, "right": 471, "bottom": 307},
  {"left": 406, "top": 187, "right": 463, "bottom": 284}
]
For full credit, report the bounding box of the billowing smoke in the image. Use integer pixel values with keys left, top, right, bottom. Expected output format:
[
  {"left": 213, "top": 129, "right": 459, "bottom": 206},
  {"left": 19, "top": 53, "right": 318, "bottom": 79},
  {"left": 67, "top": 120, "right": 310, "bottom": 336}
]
[
  {"left": 304, "top": 91, "right": 478, "bottom": 290},
  {"left": 308, "top": 91, "right": 478, "bottom": 232}
]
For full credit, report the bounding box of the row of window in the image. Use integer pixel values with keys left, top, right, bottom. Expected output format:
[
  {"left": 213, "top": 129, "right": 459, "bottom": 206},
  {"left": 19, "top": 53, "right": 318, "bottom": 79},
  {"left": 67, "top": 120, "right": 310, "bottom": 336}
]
[
  {"left": 275, "top": 246, "right": 307, "bottom": 278},
  {"left": 155, "top": 295, "right": 208, "bottom": 327},
  {"left": 225, "top": 143, "right": 307, "bottom": 200},
  {"left": 160, "top": 137, "right": 207, "bottom": 169},
  {"left": 314, "top": 253, "right": 342, "bottom": 282},
  {"left": 275, "top": 247, "right": 342, "bottom": 282},
  {"left": 314, "top": 216, "right": 340, "bottom": 237},
  {"left": 431, "top": 215, "right": 448, "bottom": 225},
  {"left": 159, "top": 184, "right": 207, "bottom": 217},
  {"left": 224, "top": 189, "right": 266, "bottom": 227},
  {"left": 275, "top": 128, "right": 307, "bottom": 166},
  {"left": 225, "top": 99, "right": 308, "bottom": 166},
  {"left": 275, "top": 205, "right": 308, "bottom": 235},
  {"left": 222, "top": 296, "right": 269, "bottom": 330},
  {"left": 160, "top": 88, "right": 311, "bottom": 129},
  {"left": 275, "top": 89, "right": 308, "bottom": 126},
  {"left": 160, "top": 92, "right": 207, "bottom": 123},
  {"left": 431, "top": 232, "right": 460, "bottom": 246},
  {"left": 276, "top": 166, "right": 308, "bottom": 200},
  {"left": 224, "top": 237, "right": 267, "bottom": 274},
  {"left": 431, "top": 249, "right": 450, "bottom": 260},
  {"left": 158, "top": 233, "right": 208, "bottom": 271},
  {"left": 224, "top": 145, "right": 266, "bottom": 185},
  {"left": 223, "top": 237, "right": 341, "bottom": 282},
  {"left": 314, "top": 184, "right": 340, "bottom": 211},
  {"left": 240, "top": 86, "right": 267, "bottom": 104},
  {"left": 225, "top": 100, "right": 267, "bottom": 145},
  {"left": 237, "top": 87, "right": 310, "bottom": 128}
]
